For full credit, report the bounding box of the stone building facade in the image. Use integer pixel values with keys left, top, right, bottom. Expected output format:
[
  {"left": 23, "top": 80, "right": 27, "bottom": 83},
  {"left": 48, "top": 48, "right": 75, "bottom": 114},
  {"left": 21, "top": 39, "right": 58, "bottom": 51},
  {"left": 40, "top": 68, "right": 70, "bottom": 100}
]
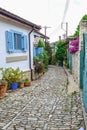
[
  {"left": 71, "top": 51, "right": 80, "bottom": 85},
  {"left": 71, "top": 20, "right": 87, "bottom": 86}
]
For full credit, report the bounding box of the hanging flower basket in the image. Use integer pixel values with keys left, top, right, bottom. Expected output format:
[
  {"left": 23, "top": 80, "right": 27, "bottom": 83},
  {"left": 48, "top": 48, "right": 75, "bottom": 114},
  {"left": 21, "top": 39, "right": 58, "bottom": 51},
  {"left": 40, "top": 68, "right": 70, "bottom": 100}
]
[{"left": 69, "top": 37, "right": 79, "bottom": 54}]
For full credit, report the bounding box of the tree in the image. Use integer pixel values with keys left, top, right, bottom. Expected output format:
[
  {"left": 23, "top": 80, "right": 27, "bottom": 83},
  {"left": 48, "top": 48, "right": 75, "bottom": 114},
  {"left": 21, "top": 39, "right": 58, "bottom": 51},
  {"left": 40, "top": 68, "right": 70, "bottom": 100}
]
[
  {"left": 37, "top": 40, "right": 50, "bottom": 69},
  {"left": 55, "top": 40, "right": 67, "bottom": 65},
  {"left": 74, "top": 14, "right": 87, "bottom": 37},
  {"left": 37, "top": 40, "right": 45, "bottom": 49},
  {"left": 45, "top": 42, "right": 52, "bottom": 64}
]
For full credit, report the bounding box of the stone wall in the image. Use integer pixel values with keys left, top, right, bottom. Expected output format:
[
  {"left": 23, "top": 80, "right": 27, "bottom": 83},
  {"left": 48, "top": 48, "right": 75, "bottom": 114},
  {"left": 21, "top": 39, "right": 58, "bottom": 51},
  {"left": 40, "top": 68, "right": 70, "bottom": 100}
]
[
  {"left": 80, "top": 20, "right": 87, "bottom": 49},
  {"left": 24, "top": 70, "right": 31, "bottom": 81},
  {"left": 72, "top": 51, "right": 80, "bottom": 85},
  {"left": 72, "top": 20, "right": 87, "bottom": 86}
]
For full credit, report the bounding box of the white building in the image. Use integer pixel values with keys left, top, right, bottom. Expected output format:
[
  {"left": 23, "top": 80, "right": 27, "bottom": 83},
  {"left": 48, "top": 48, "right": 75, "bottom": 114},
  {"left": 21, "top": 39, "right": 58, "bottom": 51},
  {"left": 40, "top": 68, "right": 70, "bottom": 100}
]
[{"left": 0, "top": 8, "right": 48, "bottom": 80}]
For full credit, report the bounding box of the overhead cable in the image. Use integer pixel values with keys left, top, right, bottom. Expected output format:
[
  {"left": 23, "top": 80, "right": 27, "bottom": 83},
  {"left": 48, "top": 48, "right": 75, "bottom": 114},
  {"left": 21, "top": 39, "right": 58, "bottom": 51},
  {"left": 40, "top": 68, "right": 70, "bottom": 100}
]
[
  {"left": 49, "top": 24, "right": 61, "bottom": 36},
  {"left": 49, "top": 0, "right": 71, "bottom": 38},
  {"left": 62, "top": 0, "right": 70, "bottom": 23}
]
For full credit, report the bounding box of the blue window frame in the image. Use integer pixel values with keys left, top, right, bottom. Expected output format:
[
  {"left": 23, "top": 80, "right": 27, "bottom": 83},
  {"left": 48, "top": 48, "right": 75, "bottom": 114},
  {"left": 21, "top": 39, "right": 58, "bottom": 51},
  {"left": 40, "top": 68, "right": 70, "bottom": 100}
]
[{"left": 6, "top": 30, "right": 27, "bottom": 53}]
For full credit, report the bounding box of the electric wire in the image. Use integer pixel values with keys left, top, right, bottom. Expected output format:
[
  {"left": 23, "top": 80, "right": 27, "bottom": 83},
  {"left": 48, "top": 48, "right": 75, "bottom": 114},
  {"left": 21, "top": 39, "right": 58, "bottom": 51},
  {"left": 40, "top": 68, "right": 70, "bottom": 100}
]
[
  {"left": 49, "top": 0, "right": 71, "bottom": 38},
  {"left": 49, "top": 24, "right": 61, "bottom": 36},
  {"left": 62, "top": 0, "right": 70, "bottom": 23}
]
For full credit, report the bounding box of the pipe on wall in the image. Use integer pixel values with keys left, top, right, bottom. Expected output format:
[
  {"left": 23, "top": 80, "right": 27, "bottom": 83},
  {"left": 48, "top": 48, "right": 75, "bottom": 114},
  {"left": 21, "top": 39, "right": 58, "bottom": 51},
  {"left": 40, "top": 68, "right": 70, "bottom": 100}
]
[{"left": 28, "top": 27, "right": 35, "bottom": 80}]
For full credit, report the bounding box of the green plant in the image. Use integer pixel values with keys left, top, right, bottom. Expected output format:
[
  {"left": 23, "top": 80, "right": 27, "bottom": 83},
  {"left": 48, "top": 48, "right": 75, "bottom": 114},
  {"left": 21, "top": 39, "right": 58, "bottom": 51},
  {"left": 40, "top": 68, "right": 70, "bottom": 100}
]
[
  {"left": 24, "top": 78, "right": 30, "bottom": 82},
  {"left": 45, "top": 42, "right": 52, "bottom": 64},
  {"left": 37, "top": 40, "right": 50, "bottom": 69},
  {"left": 55, "top": 40, "right": 67, "bottom": 64},
  {"left": 19, "top": 79, "right": 25, "bottom": 83},
  {"left": 24, "top": 78, "right": 31, "bottom": 86},
  {"left": 0, "top": 79, "right": 8, "bottom": 86},
  {"left": 1, "top": 67, "right": 24, "bottom": 83},
  {"left": 43, "top": 50, "right": 49, "bottom": 69},
  {"left": 18, "top": 79, "right": 25, "bottom": 88},
  {"left": 37, "top": 40, "right": 45, "bottom": 49},
  {"left": 35, "top": 61, "right": 44, "bottom": 73},
  {"left": 74, "top": 14, "right": 87, "bottom": 37}
]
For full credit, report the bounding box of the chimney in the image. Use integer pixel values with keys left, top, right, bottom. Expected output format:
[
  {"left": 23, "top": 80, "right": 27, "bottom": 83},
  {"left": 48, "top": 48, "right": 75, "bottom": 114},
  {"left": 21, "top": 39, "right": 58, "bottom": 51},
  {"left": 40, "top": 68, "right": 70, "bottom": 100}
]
[{"left": 59, "top": 36, "right": 61, "bottom": 41}]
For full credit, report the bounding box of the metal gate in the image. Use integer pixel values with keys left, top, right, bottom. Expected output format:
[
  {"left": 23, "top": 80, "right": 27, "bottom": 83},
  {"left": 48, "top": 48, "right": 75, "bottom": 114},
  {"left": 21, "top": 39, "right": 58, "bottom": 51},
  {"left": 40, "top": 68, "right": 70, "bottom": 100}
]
[
  {"left": 80, "top": 50, "right": 83, "bottom": 89},
  {"left": 68, "top": 52, "right": 72, "bottom": 73},
  {"left": 82, "top": 33, "right": 87, "bottom": 112}
]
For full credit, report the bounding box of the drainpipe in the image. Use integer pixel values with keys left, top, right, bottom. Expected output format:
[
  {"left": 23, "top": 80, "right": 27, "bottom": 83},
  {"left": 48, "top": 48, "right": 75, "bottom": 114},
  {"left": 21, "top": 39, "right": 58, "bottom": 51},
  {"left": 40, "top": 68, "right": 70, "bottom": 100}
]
[{"left": 28, "top": 27, "right": 35, "bottom": 80}]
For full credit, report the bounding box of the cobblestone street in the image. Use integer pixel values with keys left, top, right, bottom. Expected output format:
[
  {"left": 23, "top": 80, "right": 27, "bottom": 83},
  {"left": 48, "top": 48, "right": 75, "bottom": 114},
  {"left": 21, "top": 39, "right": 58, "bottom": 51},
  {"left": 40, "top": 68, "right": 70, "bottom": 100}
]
[{"left": 0, "top": 66, "right": 85, "bottom": 130}]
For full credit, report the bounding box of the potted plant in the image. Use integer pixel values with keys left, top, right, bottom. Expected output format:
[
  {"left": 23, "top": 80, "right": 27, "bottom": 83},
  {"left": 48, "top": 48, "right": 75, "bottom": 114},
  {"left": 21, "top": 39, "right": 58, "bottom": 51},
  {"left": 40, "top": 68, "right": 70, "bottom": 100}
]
[
  {"left": 0, "top": 79, "right": 8, "bottom": 97},
  {"left": 1, "top": 67, "right": 22, "bottom": 90},
  {"left": 18, "top": 70, "right": 25, "bottom": 88},
  {"left": 24, "top": 78, "right": 31, "bottom": 87},
  {"left": 18, "top": 80, "right": 25, "bottom": 88}
]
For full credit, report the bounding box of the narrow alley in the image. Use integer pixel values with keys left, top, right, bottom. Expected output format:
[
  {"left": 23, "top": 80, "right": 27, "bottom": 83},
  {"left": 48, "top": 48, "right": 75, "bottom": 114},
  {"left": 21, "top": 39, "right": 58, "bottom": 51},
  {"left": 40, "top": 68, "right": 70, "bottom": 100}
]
[{"left": 0, "top": 66, "right": 85, "bottom": 130}]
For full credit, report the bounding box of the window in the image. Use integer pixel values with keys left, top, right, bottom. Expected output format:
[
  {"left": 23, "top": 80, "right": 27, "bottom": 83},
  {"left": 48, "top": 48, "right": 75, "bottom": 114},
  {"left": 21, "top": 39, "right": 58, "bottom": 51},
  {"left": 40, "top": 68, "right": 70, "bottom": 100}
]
[
  {"left": 14, "top": 33, "right": 21, "bottom": 50},
  {"left": 6, "top": 30, "right": 27, "bottom": 53}
]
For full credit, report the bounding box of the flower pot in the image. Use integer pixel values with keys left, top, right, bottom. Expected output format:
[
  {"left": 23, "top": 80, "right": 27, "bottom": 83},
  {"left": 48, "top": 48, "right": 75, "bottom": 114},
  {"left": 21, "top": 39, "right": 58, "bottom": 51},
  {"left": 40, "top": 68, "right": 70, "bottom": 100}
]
[
  {"left": 10, "top": 82, "right": 18, "bottom": 90},
  {"left": 19, "top": 82, "right": 24, "bottom": 88},
  {"left": 0, "top": 84, "right": 8, "bottom": 97},
  {"left": 24, "top": 82, "right": 31, "bottom": 87}
]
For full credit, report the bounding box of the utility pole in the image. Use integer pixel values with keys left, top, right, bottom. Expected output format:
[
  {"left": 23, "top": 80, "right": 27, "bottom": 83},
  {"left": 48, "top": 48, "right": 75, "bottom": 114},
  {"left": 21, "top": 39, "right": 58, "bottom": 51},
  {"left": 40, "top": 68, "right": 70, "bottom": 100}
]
[
  {"left": 66, "top": 22, "right": 68, "bottom": 38},
  {"left": 61, "top": 22, "right": 68, "bottom": 38},
  {"left": 42, "top": 26, "right": 51, "bottom": 43}
]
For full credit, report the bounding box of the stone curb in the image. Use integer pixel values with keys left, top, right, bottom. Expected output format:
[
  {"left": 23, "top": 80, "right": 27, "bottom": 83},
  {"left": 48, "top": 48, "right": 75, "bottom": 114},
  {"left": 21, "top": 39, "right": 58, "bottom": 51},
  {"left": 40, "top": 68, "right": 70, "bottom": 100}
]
[
  {"left": 64, "top": 66, "right": 86, "bottom": 130},
  {"left": 80, "top": 90, "right": 87, "bottom": 130},
  {"left": 63, "top": 67, "right": 79, "bottom": 94}
]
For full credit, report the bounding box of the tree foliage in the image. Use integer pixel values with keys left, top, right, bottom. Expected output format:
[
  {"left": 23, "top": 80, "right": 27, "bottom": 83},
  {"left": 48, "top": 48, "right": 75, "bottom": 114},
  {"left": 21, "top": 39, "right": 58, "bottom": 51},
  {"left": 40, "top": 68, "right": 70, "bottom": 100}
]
[
  {"left": 74, "top": 14, "right": 87, "bottom": 37},
  {"left": 45, "top": 42, "right": 52, "bottom": 64},
  {"left": 55, "top": 40, "right": 67, "bottom": 63},
  {"left": 37, "top": 40, "right": 45, "bottom": 49},
  {"left": 37, "top": 40, "right": 51, "bottom": 69}
]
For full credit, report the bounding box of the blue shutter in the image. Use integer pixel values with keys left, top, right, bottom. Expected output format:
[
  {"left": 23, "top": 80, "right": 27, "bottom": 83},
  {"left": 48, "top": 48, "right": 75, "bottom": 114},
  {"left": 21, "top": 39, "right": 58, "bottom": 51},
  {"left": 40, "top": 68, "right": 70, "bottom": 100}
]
[
  {"left": 21, "top": 35, "right": 27, "bottom": 52},
  {"left": 38, "top": 47, "right": 43, "bottom": 54},
  {"left": 5, "top": 31, "right": 14, "bottom": 52}
]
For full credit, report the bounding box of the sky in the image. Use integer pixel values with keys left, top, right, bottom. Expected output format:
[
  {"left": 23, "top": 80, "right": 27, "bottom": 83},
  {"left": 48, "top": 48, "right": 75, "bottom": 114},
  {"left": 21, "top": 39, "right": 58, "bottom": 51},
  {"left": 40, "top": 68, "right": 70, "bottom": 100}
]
[{"left": 0, "top": 0, "right": 87, "bottom": 42}]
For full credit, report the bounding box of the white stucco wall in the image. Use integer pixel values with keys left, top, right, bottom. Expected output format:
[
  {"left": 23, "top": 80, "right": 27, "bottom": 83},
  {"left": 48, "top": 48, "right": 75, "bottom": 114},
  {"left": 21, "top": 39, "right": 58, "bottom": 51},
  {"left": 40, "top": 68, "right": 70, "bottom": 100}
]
[{"left": 0, "top": 18, "right": 34, "bottom": 71}]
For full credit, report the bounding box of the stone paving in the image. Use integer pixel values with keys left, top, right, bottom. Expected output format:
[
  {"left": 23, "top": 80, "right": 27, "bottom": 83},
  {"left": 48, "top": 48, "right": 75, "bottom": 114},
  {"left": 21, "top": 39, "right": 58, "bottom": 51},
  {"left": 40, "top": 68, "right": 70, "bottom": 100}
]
[{"left": 0, "top": 66, "right": 85, "bottom": 130}]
